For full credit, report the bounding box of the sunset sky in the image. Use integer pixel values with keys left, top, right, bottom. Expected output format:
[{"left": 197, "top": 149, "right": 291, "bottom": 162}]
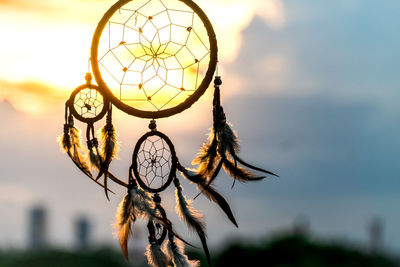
[{"left": 1, "top": 0, "right": 400, "bottom": 257}]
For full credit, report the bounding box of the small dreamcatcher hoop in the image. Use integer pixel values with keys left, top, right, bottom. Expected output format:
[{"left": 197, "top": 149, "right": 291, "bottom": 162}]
[
  {"left": 67, "top": 83, "right": 109, "bottom": 124},
  {"left": 90, "top": 0, "right": 218, "bottom": 119},
  {"left": 131, "top": 130, "right": 177, "bottom": 193}
]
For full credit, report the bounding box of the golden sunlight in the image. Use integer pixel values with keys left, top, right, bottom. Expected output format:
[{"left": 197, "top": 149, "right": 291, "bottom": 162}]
[{"left": 0, "top": 0, "right": 285, "bottom": 116}]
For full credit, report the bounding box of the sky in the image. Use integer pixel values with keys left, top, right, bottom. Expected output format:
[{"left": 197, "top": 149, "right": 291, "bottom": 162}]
[{"left": 1, "top": 0, "right": 400, "bottom": 258}]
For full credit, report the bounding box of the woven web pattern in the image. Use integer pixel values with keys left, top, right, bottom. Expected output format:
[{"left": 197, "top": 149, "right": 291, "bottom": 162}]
[
  {"left": 98, "top": 0, "right": 210, "bottom": 112},
  {"left": 73, "top": 89, "right": 104, "bottom": 118},
  {"left": 137, "top": 136, "right": 172, "bottom": 189}
]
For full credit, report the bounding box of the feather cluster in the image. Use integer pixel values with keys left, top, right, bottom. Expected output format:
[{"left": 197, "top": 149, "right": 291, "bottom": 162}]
[
  {"left": 166, "top": 239, "right": 200, "bottom": 267},
  {"left": 194, "top": 122, "right": 277, "bottom": 187},
  {"left": 175, "top": 184, "right": 210, "bottom": 265},
  {"left": 114, "top": 186, "right": 180, "bottom": 260},
  {"left": 58, "top": 124, "right": 108, "bottom": 190}
]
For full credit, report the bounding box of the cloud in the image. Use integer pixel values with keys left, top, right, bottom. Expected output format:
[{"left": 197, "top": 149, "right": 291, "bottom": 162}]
[
  {"left": 0, "top": 0, "right": 57, "bottom": 12},
  {"left": 0, "top": 80, "right": 67, "bottom": 116}
]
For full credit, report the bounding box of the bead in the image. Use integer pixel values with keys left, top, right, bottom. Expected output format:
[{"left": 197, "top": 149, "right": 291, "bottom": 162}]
[
  {"left": 214, "top": 76, "right": 222, "bottom": 86},
  {"left": 149, "top": 119, "right": 157, "bottom": 130}
]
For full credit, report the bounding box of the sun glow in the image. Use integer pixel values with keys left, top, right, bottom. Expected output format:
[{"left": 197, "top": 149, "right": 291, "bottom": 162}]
[{"left": 0, "top": 0, "right": 285, "bottom": 116}]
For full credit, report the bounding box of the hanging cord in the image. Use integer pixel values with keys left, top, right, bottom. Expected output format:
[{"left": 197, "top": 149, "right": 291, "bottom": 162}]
[{"left": 213, "top": 76, "right": 225, "bottom": 133}]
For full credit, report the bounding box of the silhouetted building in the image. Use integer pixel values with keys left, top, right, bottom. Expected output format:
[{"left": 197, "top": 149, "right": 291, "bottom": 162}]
[
  {"left": 75, "top": 216, "right": 91, "bottom": 250},
  {"left": 368, "top": 217, "right": 384, "bottom": 253},
  {"left": 28, "top": 205, "right": 48, "bottom": 250},
  {"left": 293, "top": 215, "right": 310, "bottom": 235}
]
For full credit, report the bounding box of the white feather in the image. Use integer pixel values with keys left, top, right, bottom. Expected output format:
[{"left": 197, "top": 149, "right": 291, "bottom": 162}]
[
  {"left": 166, "top": 240, "right": 200, "bottom": 267},
  {"left": 145, "top": 243, "right": 169, "bottom": 267},
  {"left": 175, "top": 188, "right": 205, "bottom": 231},
  {"left": 130, "top": 188, "right": 157, "bottom": 219}
]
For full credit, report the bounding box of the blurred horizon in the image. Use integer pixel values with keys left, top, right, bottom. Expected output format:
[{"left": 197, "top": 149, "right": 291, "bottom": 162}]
[{"left": 1, "top": 0, "right": 400, "bottom": 263}]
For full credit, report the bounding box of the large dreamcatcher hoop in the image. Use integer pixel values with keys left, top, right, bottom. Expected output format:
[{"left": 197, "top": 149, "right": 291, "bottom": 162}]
[
  {"left": 91, "top": 0, "right": 218, "bottom": 119},
  {"left": 59, "top": 0, "right": 278, "bottom": 266}
]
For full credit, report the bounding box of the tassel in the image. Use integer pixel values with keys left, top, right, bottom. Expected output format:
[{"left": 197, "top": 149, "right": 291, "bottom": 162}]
[
  {"left": 174, "top": 180, "right": 210, "bottom": 266},
  {"left": 114, "top": 192, "right": 135, "bottom": 260},
  {"left": 166, "top": 239, "right": 200, "bottom": 267},
  {"left": 192, "top": 76, "right": 278, "bottom": 187},
  {"left": 178, "top": 164, "right": 238, "bottom": 227},
  {"left": 145, "top": 242, "right": 169, "bottom": 267}
]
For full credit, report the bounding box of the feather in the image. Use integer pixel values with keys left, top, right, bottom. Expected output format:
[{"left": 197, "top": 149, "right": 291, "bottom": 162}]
[
  {"left": 217, "top": 122, "right": 240, "bottom": 156},
  {"left": 87, "top": 146, "right": 128, "bottom": 187},
  {"left": 145, "top": 243, "right": 169, "bottom": 267},
  {"left": 130, "top": 187, "right": 156, "bottom": 219},
  {"left": 192, "top": 130, "right": 218, "bottom": 176},
  {"left": 178, "top": 165, "right": 238, "bottom": 228},
  {"left": 166, "top": 240, "right": 200, "bottom": 267},
  {"left": 87, "top": 140, "right": 110, "bottom": 200},
  {"left": 113, "top": 193, "right": 135, "bottom": 260},
  {"left": 221, "top": 156, "right": 265, "bottom": 182},
  {"left": 58, "top": 125, "right": 112, "bottom": 192},
  {"left": 234, "top": 155, "right": 279, "bottom": 177},
  {"left": 175, "top": 186, "right": 210, "bottom": 265},
  {"left": 97, "top": 123, "right": 119, "bottom": 179}
]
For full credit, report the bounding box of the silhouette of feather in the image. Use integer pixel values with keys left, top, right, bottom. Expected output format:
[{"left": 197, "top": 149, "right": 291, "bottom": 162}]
[
  {"left": 233, "top": 155, "right": 279, "bottom": 177},
  {"left": 87, "top": 141, "right": 110, "bottom": 200},
  {"left": 221, "top": 156, "right": 265, "bottom": 182},
  {"left": 217, "top": 122, "right": 240, "bottom": 156},
  {"left": 175, "top": 186, "right": 210, "bottom": 265},
  {"left": 178, "top": 165, "right": 238, "bottom": 227}
]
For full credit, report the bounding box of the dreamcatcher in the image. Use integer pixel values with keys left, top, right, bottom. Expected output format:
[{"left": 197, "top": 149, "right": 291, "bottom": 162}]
[{"left": 59, "top": 0, "right": 277, "bottom": 266}]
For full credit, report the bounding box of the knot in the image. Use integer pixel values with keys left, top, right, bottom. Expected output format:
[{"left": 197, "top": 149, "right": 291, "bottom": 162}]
[
  {"left": 153, "top": 193, "right": 161, "bottom": 203},
  {"left": 148, "top": 235, "right": 156, "bottom": 244},
  {"left": 149, "top": 119, "right": 157, "bottom": 131},
  {"left": 214, "top": 76, "right": 222, "bottom": 86},
  {"left": 87, "top": 138, "right": 98, "bottom": 149},
  {"left": 128, "top": 177, "right": 137, "bottom": 191},
  {"left": 173, "top": 178, "right": 180, "bottom": 187},
  {"left": 67, "top": 114, "right": 74, "bottom": 126},
  {"left": 105, "top": 123, "right": 114, "bottom": 133},
  {"left": 106, "top": 112, "right": 112, "bottom": 125},
  {"left": 170, "top": 241, "right": 177, "bottom": 250},
  {"left": 63, "top": 124, "right": 70, "bottom": 134},
  {"left": 85, "top": 73, "right": 92, "bottom": 85}
]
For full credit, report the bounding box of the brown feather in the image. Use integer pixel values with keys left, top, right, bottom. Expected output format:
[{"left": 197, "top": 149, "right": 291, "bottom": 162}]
[
  {"left": 97, "top": 123, "right": 119, "bottom": 179},
  {"left": 114, "top": 193, "right": 135, "bottom": 260}
]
